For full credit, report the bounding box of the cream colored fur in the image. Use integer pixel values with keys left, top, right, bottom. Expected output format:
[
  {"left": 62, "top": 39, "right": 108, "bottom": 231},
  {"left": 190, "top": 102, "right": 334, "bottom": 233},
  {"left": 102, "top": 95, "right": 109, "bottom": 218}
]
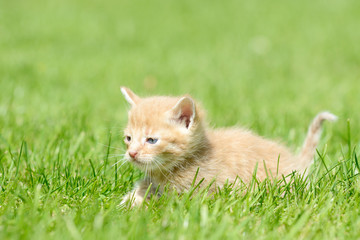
[{"left": 120, "top": 87, "right": 337, "bottom": 206}]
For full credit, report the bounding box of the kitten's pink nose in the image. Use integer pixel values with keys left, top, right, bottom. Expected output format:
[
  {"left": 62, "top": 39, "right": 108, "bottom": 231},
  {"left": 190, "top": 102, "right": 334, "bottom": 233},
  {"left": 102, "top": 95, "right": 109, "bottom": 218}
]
[{"left": 129, "top": 151, "right": 138, "bottom": 159}]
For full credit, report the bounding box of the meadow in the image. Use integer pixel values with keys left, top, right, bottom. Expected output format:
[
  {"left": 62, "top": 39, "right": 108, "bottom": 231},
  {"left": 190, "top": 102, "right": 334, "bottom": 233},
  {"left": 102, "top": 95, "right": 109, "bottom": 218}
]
[{"left": 1, "top": 0, "right": 360, "bottom": 239}]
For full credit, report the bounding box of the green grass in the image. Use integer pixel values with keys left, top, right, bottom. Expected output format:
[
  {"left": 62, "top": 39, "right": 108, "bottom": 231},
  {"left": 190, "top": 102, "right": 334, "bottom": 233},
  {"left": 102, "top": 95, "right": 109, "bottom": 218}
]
[{"left": 1, "top": 0, "right": 360, "bottom": 239}]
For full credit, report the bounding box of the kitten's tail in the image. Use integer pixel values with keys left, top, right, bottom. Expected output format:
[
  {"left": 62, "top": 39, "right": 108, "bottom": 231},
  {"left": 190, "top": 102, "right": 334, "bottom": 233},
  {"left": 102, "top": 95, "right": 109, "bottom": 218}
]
[{"left": 298, "top": 112, "right": 337, "bottom": 171}]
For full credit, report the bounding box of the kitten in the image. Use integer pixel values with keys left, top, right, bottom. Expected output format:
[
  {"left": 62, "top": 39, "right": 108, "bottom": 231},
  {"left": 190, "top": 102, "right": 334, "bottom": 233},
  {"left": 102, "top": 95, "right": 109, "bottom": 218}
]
[{"left": 120, "top": 87, "right": 337, "bottom": 206}]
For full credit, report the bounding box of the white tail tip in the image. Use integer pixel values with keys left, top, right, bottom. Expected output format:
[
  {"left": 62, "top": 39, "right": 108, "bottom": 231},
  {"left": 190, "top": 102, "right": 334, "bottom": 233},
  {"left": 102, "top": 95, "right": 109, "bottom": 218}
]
[{"left": 318, "top": 111, "right": 338, "bottom": 122}]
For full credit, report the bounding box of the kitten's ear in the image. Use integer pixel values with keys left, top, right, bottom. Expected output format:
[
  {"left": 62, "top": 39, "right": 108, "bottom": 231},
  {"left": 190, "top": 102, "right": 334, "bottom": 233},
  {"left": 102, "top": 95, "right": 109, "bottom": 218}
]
[
  {"left": 120, "top": 87, "right": 140, "bottom": 106},
  {"left": 169, "top": 97, "right": 196, "bottom": 129}
]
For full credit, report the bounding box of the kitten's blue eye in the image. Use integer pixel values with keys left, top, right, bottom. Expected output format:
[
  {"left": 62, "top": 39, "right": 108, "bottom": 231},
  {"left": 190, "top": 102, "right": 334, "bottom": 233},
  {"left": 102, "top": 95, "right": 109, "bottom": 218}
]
[
  {"left": 146, "top": 138, "right": 158, "bottom": 144},
  {"left": 125, "top": 136, "right": 131, "bottom": 142}
]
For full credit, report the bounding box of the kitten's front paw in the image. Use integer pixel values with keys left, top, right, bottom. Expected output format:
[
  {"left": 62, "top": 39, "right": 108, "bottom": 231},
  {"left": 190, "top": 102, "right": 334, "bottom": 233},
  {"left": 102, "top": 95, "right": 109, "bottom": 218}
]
[{"left": 121, "top": 192, "right": 144, "bottom": 208}]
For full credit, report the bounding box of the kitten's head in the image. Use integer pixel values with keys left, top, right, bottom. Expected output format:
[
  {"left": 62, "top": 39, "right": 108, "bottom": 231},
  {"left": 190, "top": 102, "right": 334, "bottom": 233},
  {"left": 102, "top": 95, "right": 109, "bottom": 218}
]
[{"left": 121, "top": 87, "right": 206, "bottom": 173}]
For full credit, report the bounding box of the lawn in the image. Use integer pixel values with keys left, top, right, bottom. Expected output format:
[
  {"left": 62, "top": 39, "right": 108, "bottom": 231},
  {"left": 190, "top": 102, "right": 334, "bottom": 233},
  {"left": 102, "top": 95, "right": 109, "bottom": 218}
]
[{"left": 1, "top": 0, "right": 360, "bottom": 239}]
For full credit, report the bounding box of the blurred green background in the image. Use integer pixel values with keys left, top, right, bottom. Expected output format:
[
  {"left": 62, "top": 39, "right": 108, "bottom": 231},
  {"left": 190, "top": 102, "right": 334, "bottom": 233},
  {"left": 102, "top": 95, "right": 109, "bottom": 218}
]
[
  {"left": 1, "top": 0, "right": 360, "bottom": 239},
  {"left": 2, "top": 0, "right": 359, "bottom": 132}
]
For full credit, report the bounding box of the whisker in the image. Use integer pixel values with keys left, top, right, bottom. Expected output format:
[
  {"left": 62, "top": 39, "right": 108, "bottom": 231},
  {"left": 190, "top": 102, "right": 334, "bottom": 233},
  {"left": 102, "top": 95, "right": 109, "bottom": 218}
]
[
  {"left": 99, "top": 154, "right": 126, "bottom": 158},
  {"left": 111, "top": 158, "right": 127, "bottom": 167},
  {"left": 145, "top": 161, "right": 149, "bottom": 179},
  {"left": 117, "top": 160, "right": 129, "bottom": 169},
  {"left": 104, "top": 153, "right": 126, "bottom": 159},
  {"left": 98, "top": 155, "right": 126, "bottom": 162},
  {"left": 153, "top": 159, "right": 172, "bottom": 183}
]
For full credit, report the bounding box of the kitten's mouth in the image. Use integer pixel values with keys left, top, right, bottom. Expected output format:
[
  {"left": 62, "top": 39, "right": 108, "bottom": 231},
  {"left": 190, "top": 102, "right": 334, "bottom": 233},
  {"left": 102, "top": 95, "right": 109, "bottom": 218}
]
[
  {"left": 128, "top": 157, "right": 167, "bottom": 172},
  {"left": 129, "top": 157, "right": 143, "bottom": 165},
  {"left": 130, "top": 158, "right": 156, "bottom": 170}
]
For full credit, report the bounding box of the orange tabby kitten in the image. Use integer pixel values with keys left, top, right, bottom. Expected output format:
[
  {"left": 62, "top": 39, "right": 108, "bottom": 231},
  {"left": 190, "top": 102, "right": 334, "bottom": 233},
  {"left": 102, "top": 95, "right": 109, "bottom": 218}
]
[{"left": 120, "top": 87, "right": 336, "bottom": 206}]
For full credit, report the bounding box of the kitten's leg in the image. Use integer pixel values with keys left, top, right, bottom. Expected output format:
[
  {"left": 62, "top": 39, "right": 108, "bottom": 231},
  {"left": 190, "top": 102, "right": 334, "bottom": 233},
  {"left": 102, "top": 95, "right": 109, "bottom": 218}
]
[{"left": 121, "top": 178, "right": 157, "bottom": 207}]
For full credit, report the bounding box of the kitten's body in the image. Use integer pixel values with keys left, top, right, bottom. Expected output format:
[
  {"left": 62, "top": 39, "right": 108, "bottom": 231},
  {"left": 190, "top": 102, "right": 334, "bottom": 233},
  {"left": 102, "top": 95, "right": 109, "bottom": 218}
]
[{"left": 120, "top": 88, "right": 336, "bottom": 206}]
